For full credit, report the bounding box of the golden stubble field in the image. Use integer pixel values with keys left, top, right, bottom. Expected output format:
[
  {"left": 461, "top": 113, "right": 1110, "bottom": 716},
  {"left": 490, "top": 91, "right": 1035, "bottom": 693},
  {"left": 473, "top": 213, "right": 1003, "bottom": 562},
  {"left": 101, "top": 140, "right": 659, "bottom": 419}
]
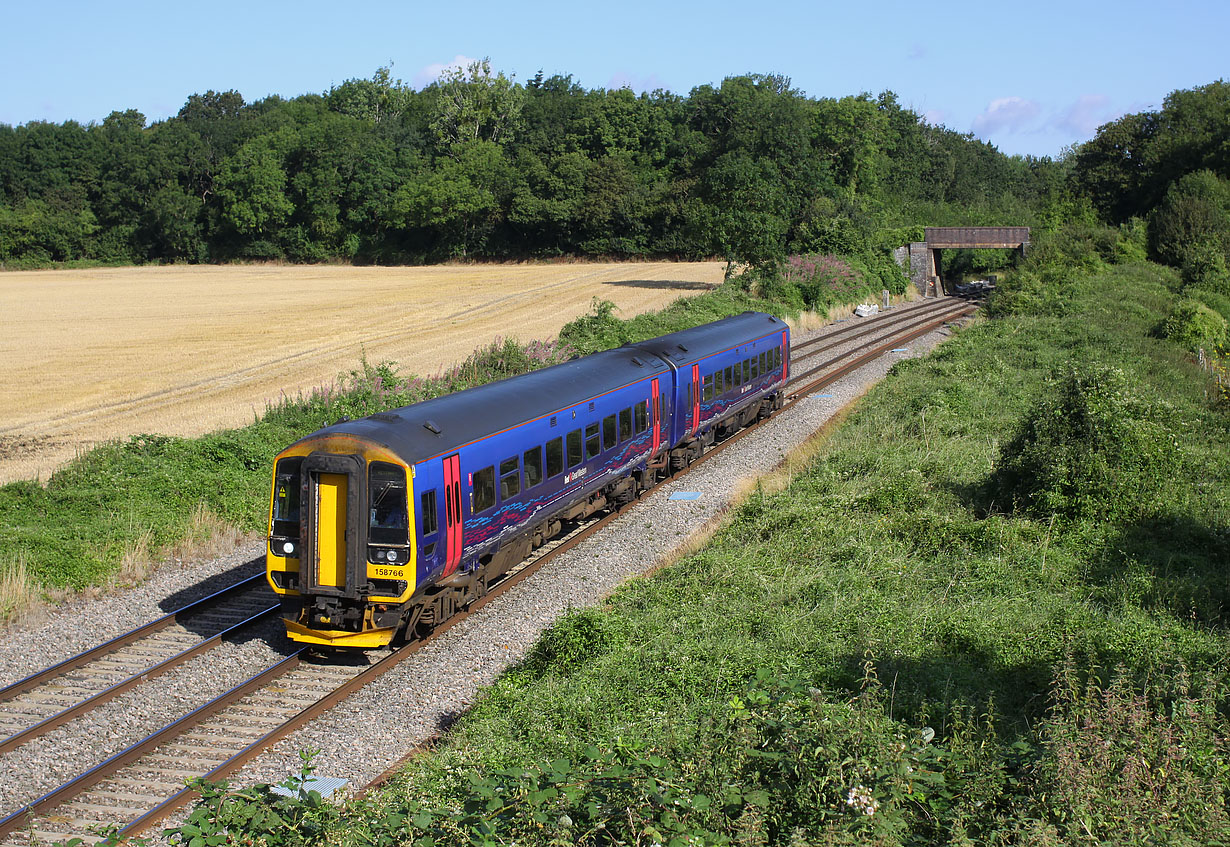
[{"left": 0, "top": 262, "right": 725, "bottom": 484}]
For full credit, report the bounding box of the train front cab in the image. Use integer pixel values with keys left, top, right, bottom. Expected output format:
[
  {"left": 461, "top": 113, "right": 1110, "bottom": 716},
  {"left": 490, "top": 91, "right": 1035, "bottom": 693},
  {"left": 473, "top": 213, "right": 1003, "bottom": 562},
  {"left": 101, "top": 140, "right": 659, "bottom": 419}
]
[{"left": 266, "top": 439, "right": 417, "bottom": 649}]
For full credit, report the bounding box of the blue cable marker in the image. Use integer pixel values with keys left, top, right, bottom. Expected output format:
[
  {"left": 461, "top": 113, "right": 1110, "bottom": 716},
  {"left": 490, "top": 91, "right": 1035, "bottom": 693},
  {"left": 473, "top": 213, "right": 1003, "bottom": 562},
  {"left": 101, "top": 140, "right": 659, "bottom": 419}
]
[
  {"left": 891, "top": 348, "right": 908, "bottom": 352},
  {"left": 668, "top": 491, "right": 703, "bottom": 500}
]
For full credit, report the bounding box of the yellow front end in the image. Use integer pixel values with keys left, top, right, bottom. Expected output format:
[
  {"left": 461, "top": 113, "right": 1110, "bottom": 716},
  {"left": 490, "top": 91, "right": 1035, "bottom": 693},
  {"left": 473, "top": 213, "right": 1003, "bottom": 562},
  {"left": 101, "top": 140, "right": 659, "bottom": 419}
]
[{"left": 266, "top": 436, "right": 417, "bottom": 649}]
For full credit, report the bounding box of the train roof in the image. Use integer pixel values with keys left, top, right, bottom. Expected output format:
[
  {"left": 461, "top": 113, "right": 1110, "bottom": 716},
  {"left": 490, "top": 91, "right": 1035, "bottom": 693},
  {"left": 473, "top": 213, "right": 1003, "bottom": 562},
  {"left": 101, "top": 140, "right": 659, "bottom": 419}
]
[
  {"left": 292, "top": 345, "right": 671, "bottom": 463},
  {"left": 287, "top": 311, "right": 785, "bottom": 464},
  {"left": 631, "top": 310, "right": 787, "bottom": 366}
]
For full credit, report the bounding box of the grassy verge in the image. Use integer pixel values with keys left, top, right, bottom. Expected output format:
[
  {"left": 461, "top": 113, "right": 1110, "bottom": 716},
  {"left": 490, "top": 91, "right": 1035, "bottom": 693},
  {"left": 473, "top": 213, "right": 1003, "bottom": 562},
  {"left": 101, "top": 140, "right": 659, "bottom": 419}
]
[{"left": 161, "top": 236, "right": 1230, "bottom": 845}]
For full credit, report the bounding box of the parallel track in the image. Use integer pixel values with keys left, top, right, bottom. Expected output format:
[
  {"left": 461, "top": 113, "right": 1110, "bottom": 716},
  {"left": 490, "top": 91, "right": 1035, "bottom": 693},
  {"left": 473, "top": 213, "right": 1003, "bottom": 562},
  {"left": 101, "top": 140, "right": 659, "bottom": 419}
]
[
  {"left": 0, "top": 575, "right": 278, "bottom": 755},
  {"left": 0, "top": 298, "right": 975, "bottom": 843}
]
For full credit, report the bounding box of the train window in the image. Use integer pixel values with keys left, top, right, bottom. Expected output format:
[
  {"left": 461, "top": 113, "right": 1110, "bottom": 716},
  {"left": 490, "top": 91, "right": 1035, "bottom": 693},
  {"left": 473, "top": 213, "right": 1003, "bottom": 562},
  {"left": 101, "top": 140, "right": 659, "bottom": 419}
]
[
  {"left": 524, "top": 446, "right": 543, "bottom": 488},
  {"left": 751, "top": 355, "right": 759, "bottom": 379},
  {"left": 472, "top": 466, "right": 495, "bottom": 513},
  {"left": 619, "top": 407, "right": 633, "bottom": 441},
  {"left": 603, "top": 414, "right": 617, "bottom": 450},
  {"left": 500, "top": 457, "right": 521, "bottom": 500},
  {"left": 585, "top": 423, "right": 600, "bottom": 460},
  {"left": 743, "top": 359, "right": 750, "bottom": 384},
  {"left": 420, "top": 490, "right": 438, "bottom": 537},
  {"left": 733, "top": 361, "right": 742, "bottom": 387},
  {"left": 724, "top": 366, "right": 733, "bottom": 392},
  {"left": 634, "top": 400, "right": 648, "bottom": 433},
  {"left": 546, "top": 437, "right": 564, "bottom": 478},
  {"left": 369, "top": 462, "right": 409, "bottom": 545},
  {"left": 567, "top": 429, "right": 583, "bottom": 467},
  {"left": 776, "top": 346, "right": 782, "bottom": 369},
  {"left": 702, "top": 374, "right": 714, "bottom": 402},
  {"left": 272, "top": 457, "right": 303, "bottom": 537},
  {"left": 716, "top": 369, "right": 724, "bottom": 395},
  {"left": 759, "top": 352, "right": 767, "bottom": 374}
]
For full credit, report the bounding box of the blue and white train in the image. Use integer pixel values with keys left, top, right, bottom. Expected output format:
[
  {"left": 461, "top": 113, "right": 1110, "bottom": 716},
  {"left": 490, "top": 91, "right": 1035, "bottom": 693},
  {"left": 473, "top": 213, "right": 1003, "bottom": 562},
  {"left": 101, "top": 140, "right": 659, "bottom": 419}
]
[{"left": 266, "top": 311, "right": 789, "bottom": 648}]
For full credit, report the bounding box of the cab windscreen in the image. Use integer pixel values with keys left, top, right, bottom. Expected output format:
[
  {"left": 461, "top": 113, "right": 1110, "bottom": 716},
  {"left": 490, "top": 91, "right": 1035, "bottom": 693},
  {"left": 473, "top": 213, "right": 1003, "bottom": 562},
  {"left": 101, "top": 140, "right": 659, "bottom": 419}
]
[
  {"left": 272, "top": 457, "right": 303, "bottom": 537},
  {"left": 368, "top": 462, "right": 409, "bottom": 545}
]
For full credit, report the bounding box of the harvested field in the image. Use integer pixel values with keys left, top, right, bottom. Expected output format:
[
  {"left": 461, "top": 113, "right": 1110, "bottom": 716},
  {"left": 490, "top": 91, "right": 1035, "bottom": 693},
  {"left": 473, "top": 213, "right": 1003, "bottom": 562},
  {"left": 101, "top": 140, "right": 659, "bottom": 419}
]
[{"left": 0, "top": 262, "right": 724, "bottom": 484}]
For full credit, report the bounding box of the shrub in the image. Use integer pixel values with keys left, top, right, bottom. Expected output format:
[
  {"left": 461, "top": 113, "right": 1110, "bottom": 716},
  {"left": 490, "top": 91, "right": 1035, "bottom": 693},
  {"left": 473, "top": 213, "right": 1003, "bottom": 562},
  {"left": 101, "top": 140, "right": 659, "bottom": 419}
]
[
  {"left": 1159, "top": 299, "right": 1228, "bottom": 351},
  {"left": 989, "top": 365, "right": 1184, "bottom": 522}
]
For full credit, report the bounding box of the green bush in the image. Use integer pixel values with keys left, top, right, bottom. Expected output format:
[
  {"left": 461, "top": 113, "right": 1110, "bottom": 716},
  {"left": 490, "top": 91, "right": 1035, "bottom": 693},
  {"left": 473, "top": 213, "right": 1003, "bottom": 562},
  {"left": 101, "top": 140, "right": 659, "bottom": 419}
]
[
  {"left": 1159, "top": 298, "right": 1228, "bottom": 351},
  {"left": 990, "top": 366, "right": 1184, "bottom": 522},
  {"left": 1148, "top": 170, "right": 1230, "bottom": 270}
]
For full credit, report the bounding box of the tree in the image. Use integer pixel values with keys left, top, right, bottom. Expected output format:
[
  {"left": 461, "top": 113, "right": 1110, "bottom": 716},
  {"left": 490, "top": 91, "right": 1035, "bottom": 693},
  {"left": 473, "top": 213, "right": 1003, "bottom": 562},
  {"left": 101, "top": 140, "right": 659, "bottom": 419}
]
[
  {"left": 430, "top": 59, "right": 525, "bottom": 151},
  {"left": 215, "top": 138, "right": 293, "bottom": 245},
  {"left": 1148, "top": 169, "right": 1230, "bottom": 271},
  {"left": 327, "top": 66, "right": 415, "bottom": 124},
  {"left": 1071, "top": 112, "right": 1157, "bottom": 223}
]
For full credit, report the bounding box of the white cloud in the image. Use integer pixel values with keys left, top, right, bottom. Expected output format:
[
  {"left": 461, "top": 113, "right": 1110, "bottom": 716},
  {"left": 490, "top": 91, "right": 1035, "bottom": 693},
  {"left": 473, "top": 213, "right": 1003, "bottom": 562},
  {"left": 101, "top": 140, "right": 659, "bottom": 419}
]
[
  {"left": 1052, "top": 93, "right": 1117, "bottom": 136},
  {"left": 413, "top": 54, "right": 480, "bottom": 89},
  {"left": 971, "top": 96, "right": 1042, "bottom": 136}
]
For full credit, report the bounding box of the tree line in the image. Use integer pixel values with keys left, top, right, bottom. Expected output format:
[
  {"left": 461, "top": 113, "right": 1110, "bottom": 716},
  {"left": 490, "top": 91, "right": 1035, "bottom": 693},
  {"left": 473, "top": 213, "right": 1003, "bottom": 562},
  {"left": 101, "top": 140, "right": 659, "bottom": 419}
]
[
  {"left": 1072, "top": 80, "right": 1230, "bottom": 291},
  {"left": 0, "top": 62, "right": 1063, "bottom": 269}
]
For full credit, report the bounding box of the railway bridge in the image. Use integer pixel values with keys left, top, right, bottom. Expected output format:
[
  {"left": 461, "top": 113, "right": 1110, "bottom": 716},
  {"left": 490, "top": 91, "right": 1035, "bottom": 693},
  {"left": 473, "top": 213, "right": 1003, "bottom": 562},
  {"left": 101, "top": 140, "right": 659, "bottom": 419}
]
[{"left": 895, "top": 227, "right": 1030, "bottom": 296}]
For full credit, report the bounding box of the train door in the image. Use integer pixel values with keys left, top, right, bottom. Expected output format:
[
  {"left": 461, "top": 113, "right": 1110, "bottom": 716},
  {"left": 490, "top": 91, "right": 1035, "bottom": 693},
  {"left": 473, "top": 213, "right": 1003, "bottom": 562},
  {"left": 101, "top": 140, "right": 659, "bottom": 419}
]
[
  {"left": 781, "top": 330, "right": 789, "bottom": 380},
  {"left": 442, "top": 453, "right": 464, "bottom": 577},
  {"left": 651, "top": 377, "right": 661, "bottom": 454},
  {"left": 301, "top": 452, "right": 365, "bottom": 598},
  {"left": 690, "top": 363, "right": 700, "bottom": 435}
]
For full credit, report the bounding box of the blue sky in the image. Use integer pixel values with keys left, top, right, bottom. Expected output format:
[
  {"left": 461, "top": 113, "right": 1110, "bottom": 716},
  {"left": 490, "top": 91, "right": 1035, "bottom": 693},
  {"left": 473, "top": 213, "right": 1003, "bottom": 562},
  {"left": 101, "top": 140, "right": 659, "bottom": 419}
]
[{"left": 1, "top": 0, "right": 1225, "bottom": 157}]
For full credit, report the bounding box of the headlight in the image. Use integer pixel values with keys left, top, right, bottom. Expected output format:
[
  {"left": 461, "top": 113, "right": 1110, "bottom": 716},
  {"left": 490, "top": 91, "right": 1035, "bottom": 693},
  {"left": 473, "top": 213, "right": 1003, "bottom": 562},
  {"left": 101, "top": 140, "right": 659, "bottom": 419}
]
[
  {"left": 385, "top": 549, "right": 397, "bottom": 562},
  {"left": 282, "top": 541, "right": 296, "bottom": 556}
]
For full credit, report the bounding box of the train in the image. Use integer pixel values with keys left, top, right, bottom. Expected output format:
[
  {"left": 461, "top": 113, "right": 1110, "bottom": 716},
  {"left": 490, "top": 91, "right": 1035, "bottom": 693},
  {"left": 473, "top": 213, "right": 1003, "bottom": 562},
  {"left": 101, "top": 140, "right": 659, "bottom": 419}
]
[{"left": 265, "top": 311, "right": 790, "bottom": 648}]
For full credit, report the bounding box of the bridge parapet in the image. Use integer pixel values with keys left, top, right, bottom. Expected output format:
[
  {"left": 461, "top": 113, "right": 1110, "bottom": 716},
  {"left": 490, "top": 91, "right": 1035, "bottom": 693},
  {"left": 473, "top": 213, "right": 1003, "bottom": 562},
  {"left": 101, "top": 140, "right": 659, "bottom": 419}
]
[{"left": 924, "top": 227, "right": 1030, "bottom": 249}]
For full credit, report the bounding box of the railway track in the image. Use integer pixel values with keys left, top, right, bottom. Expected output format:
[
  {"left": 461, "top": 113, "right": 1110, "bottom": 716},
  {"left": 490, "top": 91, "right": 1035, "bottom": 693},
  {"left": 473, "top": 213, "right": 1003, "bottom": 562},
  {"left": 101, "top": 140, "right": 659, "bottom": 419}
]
[
  {"left": 0, "top": 297, "right": 975, "bottom": 844},
  {"left": 0, "top": 575, "right": 277, "bottom": 756}
]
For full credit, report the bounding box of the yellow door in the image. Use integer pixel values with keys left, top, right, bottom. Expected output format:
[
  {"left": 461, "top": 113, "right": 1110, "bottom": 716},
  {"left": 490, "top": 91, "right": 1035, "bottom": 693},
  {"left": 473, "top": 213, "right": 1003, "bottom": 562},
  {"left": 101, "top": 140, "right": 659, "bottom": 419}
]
[{"left": 315, "top": 473, "right": 348, "bottom": 587}]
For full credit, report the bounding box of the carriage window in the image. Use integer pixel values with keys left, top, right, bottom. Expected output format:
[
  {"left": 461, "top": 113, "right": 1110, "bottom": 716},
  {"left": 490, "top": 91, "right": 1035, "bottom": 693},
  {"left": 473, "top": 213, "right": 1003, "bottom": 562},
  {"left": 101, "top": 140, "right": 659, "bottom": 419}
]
[
  {"left": 759, "top": 352, "right": 767, "bottom": 374},
  {"left": 603, "top": 414, "right": 617, "bottom": 450},
  {"left": 369, "top": 462, "right": 409, "bottom": 545},
  {"left": 500, "top": 457, "right": 521, "bottom": 500},
  {"left": 724, "top": 366, "right": 733, "bottom": 391},
  {"left": 524, "top": 446, "right": 543, "bottom": 488},
  {"left": 585, "top": 423, "right": 600, "bottom": 460},
  {"left": 546, "top": 437, "right": 564, "bottom": 478},
  {"left": 716, "top": 369, "right": 724, "bottom": 395},
  {"left": 751, "top": 355, "right": 759, "bottom": 379},
  {"left": 619, "top": 407, "right": 633, "bottom": 441},
  {"left": 472, "top": 465, "right": 495, "bottom": 513},
  {"left": 776, "top": 346, "right": 782, "bottom": 369},
  {"left": 733, "top": 361, "right": 742, "bottom": 387},
  {"left": 419, "top": 489, "right": 438, "bottom": 537},
  {"left": 634, "top": 400, "right": 648, "bottom": 433},
  {"left": 703, "top": 374, "right": 714, "bottom": 402},
  {"left": 272, "top": 457, "right": 303, "bottom": 537},
  {"left": 743, "top": 359, "right": 751, "bottom": 383},
  {"left": 567, "top": 429, "right": 583, "bottom": 467}
]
